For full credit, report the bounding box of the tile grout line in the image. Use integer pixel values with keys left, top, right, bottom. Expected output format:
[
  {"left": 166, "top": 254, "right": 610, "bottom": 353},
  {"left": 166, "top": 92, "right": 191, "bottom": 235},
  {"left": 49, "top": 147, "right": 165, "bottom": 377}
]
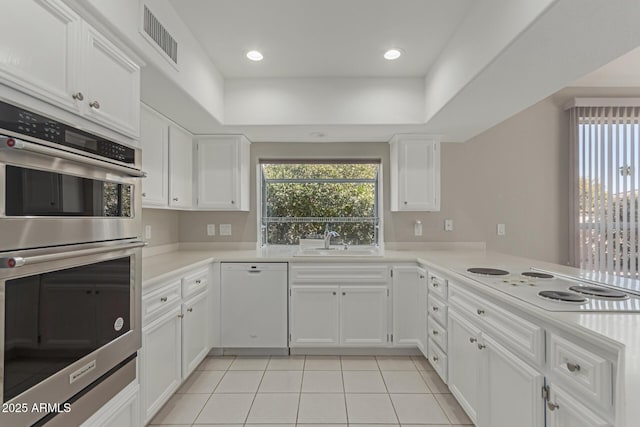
[
  {"left": 190, "top": 355, "right": 236, "bottom": 425},
  {"left": 242, "top": 356, "right": 270, "bottom": 425},
  {"left": 294, "top": 355, "right": 305, "bottom": 425},
  {"left": 340, "top": 356, "right": 348, "bottom": 425},
  {"left": 376, "top": 356, "right": 401, "bottom": 425}
]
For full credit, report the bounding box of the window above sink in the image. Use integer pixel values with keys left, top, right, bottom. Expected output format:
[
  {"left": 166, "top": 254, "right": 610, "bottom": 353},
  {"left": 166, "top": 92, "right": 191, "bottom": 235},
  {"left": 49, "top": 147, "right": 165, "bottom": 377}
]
[{"left": 259, "top": 160, "right": 382, "bottom": 248}]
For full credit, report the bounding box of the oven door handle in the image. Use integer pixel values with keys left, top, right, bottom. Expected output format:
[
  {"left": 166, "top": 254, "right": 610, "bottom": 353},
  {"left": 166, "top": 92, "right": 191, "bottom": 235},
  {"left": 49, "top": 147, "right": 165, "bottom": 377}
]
[
  {"left": 0, "top": 241, "right": 146, "bottom": 268},
  {"left": 0, "top": 136, "right": 145, "bottom": 177}
]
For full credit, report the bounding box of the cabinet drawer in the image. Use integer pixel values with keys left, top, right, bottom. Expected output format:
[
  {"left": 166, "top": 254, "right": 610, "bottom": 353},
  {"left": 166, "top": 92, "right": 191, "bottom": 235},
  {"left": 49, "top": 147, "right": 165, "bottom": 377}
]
[
  {"left": 290, "top": 263, "right": 389, "bottom": 284},
  {"left": 428, "top": 273, "right": 448, "bottom": 300},
  {"left": 142, "top": 280, "right": 181, "bottom": 325},
  {"left": 427, "top": 315, "right": 447, "bottom": 353},
  {"left": 428, "top": 294, "right": 447, "bottom": 327},
  {"left": 549, "top": 334, "right": 612, "bottom": 407},
  {"left": 182, "top": 269, "right": 208, "bottom": 298},
  {"left": 428, "top": 337, "right": 448, "bottom": 383},
  {"left": 448, "top": 282, "right": 545, "bottom": 364}
]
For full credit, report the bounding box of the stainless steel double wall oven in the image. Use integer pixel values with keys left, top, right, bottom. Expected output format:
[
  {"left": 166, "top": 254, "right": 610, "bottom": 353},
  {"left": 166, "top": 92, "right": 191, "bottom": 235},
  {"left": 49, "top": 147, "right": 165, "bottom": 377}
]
[{"left": 0, "top": 100, "right": 143, "bottom": 426}]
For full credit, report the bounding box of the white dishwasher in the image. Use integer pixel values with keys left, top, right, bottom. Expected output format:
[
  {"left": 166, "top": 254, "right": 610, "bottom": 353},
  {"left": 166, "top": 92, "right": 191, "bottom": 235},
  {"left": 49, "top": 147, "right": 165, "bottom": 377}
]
[{"left": 221, "top": 263, "right": 288, "bottom": 348}]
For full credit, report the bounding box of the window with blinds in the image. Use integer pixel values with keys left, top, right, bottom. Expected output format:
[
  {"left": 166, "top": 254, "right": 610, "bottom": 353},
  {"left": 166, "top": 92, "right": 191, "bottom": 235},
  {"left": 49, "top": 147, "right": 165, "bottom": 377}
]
[
  {"left": 570, "top": 105, "right": 640, "bottom": 277},
  {"left": 259, "top": 161, "right": 381, "bottom": 246}
]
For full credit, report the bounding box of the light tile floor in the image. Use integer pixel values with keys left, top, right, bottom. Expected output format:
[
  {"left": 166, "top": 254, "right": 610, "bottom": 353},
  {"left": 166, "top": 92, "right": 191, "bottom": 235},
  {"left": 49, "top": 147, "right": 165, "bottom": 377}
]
[{"left": 149, "top": 355, "right": 473, "bottom": 426}]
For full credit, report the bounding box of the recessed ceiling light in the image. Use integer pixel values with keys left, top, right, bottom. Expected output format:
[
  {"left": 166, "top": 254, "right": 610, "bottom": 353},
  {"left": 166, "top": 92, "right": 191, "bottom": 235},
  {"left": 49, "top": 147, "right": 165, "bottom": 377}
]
[
  {"left": 384, "top": 49, "right": 402, "bottom": 60},
  {"left": 246, "top": 50, "right": 263, "bottom": 61}
]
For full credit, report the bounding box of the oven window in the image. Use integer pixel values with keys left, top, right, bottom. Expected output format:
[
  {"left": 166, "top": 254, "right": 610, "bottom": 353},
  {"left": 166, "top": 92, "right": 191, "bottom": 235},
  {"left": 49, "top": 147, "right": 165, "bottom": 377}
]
[
  {"left": 3, "top": 257, "right": 131, "bottom": 402},
  {"left": 5, "top": 166, "right": 132, "bottom": 217}
]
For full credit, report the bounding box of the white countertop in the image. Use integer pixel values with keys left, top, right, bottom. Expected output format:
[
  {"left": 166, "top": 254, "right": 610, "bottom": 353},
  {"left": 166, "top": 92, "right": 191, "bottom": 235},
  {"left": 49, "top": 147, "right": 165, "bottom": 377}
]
[{"left": 142, "top": 245, "right": 640, "bottom": 426}]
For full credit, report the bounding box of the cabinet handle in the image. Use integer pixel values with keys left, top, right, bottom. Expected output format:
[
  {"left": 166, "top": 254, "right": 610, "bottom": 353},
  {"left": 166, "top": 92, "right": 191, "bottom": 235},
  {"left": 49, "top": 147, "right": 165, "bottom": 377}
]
[
  {"left": 160, "top": 297, "right": 168, "bottom": 302},
  {"left": 72, "top": 92, "right": 84, "bottom": 101},
  {"left": 547, "top": 401, "right": 559, "bottom": 411},
  {"left": 432, "top": 330, "right": 439, "bottom": 335},
  {"left": 187, "top": 308, "right": 193, "bottom": 312},
  {"left": 332, "top": 291, "right": 337, "bottom": 295},
  {"left": 142, "top": 192, "right": 147, "bottom": 197},
  {"left": 469, "top": 337, "right": 477, "bottom": 343},
  {"left": 404, "top": 201, "right": 408, "bottom": 205},
  {"left": 231, "top": 200, "right": 235, "bottom": 204},
  {"left": 566, "top": 362, "right": 581, "bottom": 373},
  {"left": 342, "top": 292, "right": 346, "bottom": 296},
  {"left": 173, "top": 197, "right": 179, "bottom": 202},
  {"left": 432, "top": 355, "right": 439, "bottom": 363},
  {"left": 432, "top": 306, "right": 439, "bottom": 311},
  {"left": 89, "top": 100, "right": 100, "bottom": 109},
  {"left": 477, "top": 343, "right": 486, "bottom": 350},
  {"left": 477, "top": 309, "right": 485, "bottom": 315},
  {"left": 178, "top": 314, "right": 184, "bottom": 318},
  {"left": 432, "top": 282, "right": 439, "bottom": 288},
  {"left": 196, "top": 279, "right": 202, "bottom": 284},
  {"left": 419, "top": 275, "right": 425, "bottom": 279}
]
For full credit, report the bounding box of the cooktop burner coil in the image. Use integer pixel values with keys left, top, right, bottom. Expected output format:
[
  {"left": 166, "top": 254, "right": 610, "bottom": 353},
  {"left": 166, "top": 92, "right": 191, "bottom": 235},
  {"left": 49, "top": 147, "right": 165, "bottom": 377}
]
[
  {"left": 538, "top": 290, "right": 587, "bottom": 303},
  {"left": 467, "top": 268, "right": 510, "bottom": 276},
  {"left": 568, "top": 285, "right": 629, "bottom": 299}
]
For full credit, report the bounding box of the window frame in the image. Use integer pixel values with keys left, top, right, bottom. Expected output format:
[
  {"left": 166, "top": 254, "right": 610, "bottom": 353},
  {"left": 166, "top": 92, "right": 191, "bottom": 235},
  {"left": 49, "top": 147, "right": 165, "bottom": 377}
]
[{"left": 256, "top": 158, "right": 384, "bottom": 248}]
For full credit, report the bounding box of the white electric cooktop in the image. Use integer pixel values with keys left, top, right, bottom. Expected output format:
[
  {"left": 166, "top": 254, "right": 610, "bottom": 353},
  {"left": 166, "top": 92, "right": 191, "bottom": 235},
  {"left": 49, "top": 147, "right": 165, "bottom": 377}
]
[{"left": 456, "top": 267, "right": 640, "bottom": 312}]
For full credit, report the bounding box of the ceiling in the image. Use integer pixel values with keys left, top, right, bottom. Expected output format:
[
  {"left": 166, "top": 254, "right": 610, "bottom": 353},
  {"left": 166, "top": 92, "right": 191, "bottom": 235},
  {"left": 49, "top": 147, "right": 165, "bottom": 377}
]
[
  {"left": 571, "top": 45, "right": 640, "bottom": 87},
  {"left": 168, "top": 0, "right": 473, "bottom": 78}
]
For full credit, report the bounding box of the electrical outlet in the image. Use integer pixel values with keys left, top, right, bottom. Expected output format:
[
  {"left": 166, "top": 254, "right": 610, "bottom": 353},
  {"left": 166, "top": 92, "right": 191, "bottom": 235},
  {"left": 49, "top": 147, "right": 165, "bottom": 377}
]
[
  {"left": 207, "top": 224, "right": 216, "bottom": 236},
  {"left": 145, "top": 225, "right": 151, "bottom": 240},
  {"left": 219, "top": 224, "right": 232, "bottom": 236},
  {"left": 444, "top": 219, "right": 454, "bottom": 232},
  {"left": 497, "top": 223, "right": 506, "bottom": 236}
]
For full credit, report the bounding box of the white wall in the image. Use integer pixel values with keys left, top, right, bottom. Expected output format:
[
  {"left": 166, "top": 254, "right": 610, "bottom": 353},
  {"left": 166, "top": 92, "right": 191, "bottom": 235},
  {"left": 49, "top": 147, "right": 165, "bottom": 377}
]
[{"left": 224, "top": 78, "right": 425, "bottom": 125}]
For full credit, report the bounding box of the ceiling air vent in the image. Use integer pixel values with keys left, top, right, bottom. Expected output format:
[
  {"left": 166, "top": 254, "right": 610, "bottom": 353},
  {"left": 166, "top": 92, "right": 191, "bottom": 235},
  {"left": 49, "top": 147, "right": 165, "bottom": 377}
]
[{"left": 143, "top": 5, "right": 178, "bottom": 64}]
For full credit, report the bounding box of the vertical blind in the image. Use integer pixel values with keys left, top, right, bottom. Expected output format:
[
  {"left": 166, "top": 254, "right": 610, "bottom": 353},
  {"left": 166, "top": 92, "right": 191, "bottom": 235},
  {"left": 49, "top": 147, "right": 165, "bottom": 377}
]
[{"left": 570, "top": 105, "right": 640, "bottom": 277}]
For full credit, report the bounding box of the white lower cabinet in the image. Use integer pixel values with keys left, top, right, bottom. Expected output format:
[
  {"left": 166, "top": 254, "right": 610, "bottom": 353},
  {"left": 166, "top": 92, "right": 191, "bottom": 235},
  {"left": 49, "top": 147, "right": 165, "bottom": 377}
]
[
  {"left": 182, "top": 291, "right": 209, "bottom": 377},
  {"left": 141, "top": 267, "right": 212, "bottom": 424},
  {"left": 290, "top": 286, "right": 340, "bottom": 346},
  {"left": 479, "top": 334, "right": 544, "bottom": 427},
  {"left": 340, "top": 286, "right": 388, "bottom": 346},
  {"left": 141, "top": 306, "right": 182, "bottom": 423},
  {"left": 80, "top": 381, "right": 140, "bottom": 427},
  {"left": 448, "top": 309, "right": 482, "bottom": 423},
  {"left": 546, "top": 385, "right": 611, "bottom": 427},
  {"left": 392, "top": 266, "right": 426, "bottom": 348},
  {"left": 290, "top": 284, "right": 389, "bottom": 347}
]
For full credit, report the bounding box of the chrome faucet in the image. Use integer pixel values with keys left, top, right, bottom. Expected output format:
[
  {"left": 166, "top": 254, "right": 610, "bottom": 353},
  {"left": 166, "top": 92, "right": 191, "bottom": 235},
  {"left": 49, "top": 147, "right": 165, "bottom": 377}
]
[{"left": 323, "top": 224, "right": 340, "bottom": 249}]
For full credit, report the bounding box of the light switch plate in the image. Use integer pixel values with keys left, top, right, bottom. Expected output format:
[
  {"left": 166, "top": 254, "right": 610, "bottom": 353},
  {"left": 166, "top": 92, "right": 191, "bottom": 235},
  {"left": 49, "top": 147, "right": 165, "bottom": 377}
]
[
  {"left": 220, "top": 224, "right": 232, "bottom": 236},
  {"left": 444, "top": 219, "right": 454, "bottom": 232},
  {"left": 207, "top": 224, "right": 216, "bottom": 236},
  {"left": 497, "top": 223, "right": 506, "bottom": 236}
]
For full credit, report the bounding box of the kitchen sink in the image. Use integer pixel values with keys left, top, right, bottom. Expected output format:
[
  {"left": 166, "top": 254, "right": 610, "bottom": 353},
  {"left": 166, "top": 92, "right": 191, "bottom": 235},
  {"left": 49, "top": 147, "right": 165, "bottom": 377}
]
[{"left": 294, "top": 247, "right": 382, "bottom": 257}]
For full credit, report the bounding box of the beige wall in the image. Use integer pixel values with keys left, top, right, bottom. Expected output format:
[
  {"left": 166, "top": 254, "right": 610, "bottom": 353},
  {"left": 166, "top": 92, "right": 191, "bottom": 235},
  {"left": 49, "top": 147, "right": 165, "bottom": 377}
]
[
  {"left": 142, "top": 208, "right": 180, "bottom": 247},
  {"left": 177, "top": 87, "right": 640, "bottom": 264}
]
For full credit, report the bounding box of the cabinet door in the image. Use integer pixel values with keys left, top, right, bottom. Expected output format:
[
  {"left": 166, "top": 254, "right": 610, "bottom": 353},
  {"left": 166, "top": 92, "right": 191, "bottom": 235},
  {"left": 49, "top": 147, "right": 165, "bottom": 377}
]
[
  {"left": 141, "top": 306, "right": 182, "bottom": 424},
  {"left": 418, "top": 267, "right": 428, "bottom": 354},
  {"left": 340, "top": 286, "right": 388, "bottom": 346},
  {"left": 290, "top": 286, "right": 339, "bottom": 346},
  {"left": 140, "top": 106, "right": 169, "bottom": 207},
  {"left": 479, "top": 334, "right": 544, "bottom": 427},
  {"left": 83, "top": 24, "right": 140, "bottom": 137},
  {"left": 196, "top": 136, "right": 250, "bottom": 211},
  {"left": 168, "top": 125, "right": 193, "bottom": 208},
  {"left": 447, "top": 309, "right": 482, "bottom": 424},
  {"left": 0, "top": 0, "right": 82, "bottom": 113},
  {"left": 546, "top": 386, "right": 611, "bottom": 427},
  {"left": 182, "top": 291, "right": 209, "bottom": 378},
  {"left": 392, "top": 266, "right": 421, "bottom": 347},
  {"left": 391, "top": 138, "right": 440, "bottom": 211}
]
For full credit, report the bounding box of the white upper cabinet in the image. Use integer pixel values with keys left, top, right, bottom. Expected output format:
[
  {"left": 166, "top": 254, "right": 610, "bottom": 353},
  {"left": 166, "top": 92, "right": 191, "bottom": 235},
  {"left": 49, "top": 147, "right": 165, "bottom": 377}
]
[
  {"left": 0, "top": 0, "right": 82, "bottom": 113},
  {"left": 196, "top": 135, "right": 250, "bottom": 211},
  {"left": 390, "top": 135, "right": 440, "bottom": 211},
  {"left": 140, "top": 105, "right": 169, "bottom": 207},
  {"left": 83, "top": 24, "right": 140, "bottom": 138},
  {"left": 169, "top": 125, "right": 193, "bottom": 209},
  {"left": 0, "top": 0, "right": 140, "bottom": 138}
]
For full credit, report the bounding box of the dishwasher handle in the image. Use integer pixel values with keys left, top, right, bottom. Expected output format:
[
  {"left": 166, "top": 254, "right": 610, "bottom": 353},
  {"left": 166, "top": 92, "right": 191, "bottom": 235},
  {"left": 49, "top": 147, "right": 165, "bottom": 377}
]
[{"left": 247, "top": 269, "right": 262, "bottom": 273}]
